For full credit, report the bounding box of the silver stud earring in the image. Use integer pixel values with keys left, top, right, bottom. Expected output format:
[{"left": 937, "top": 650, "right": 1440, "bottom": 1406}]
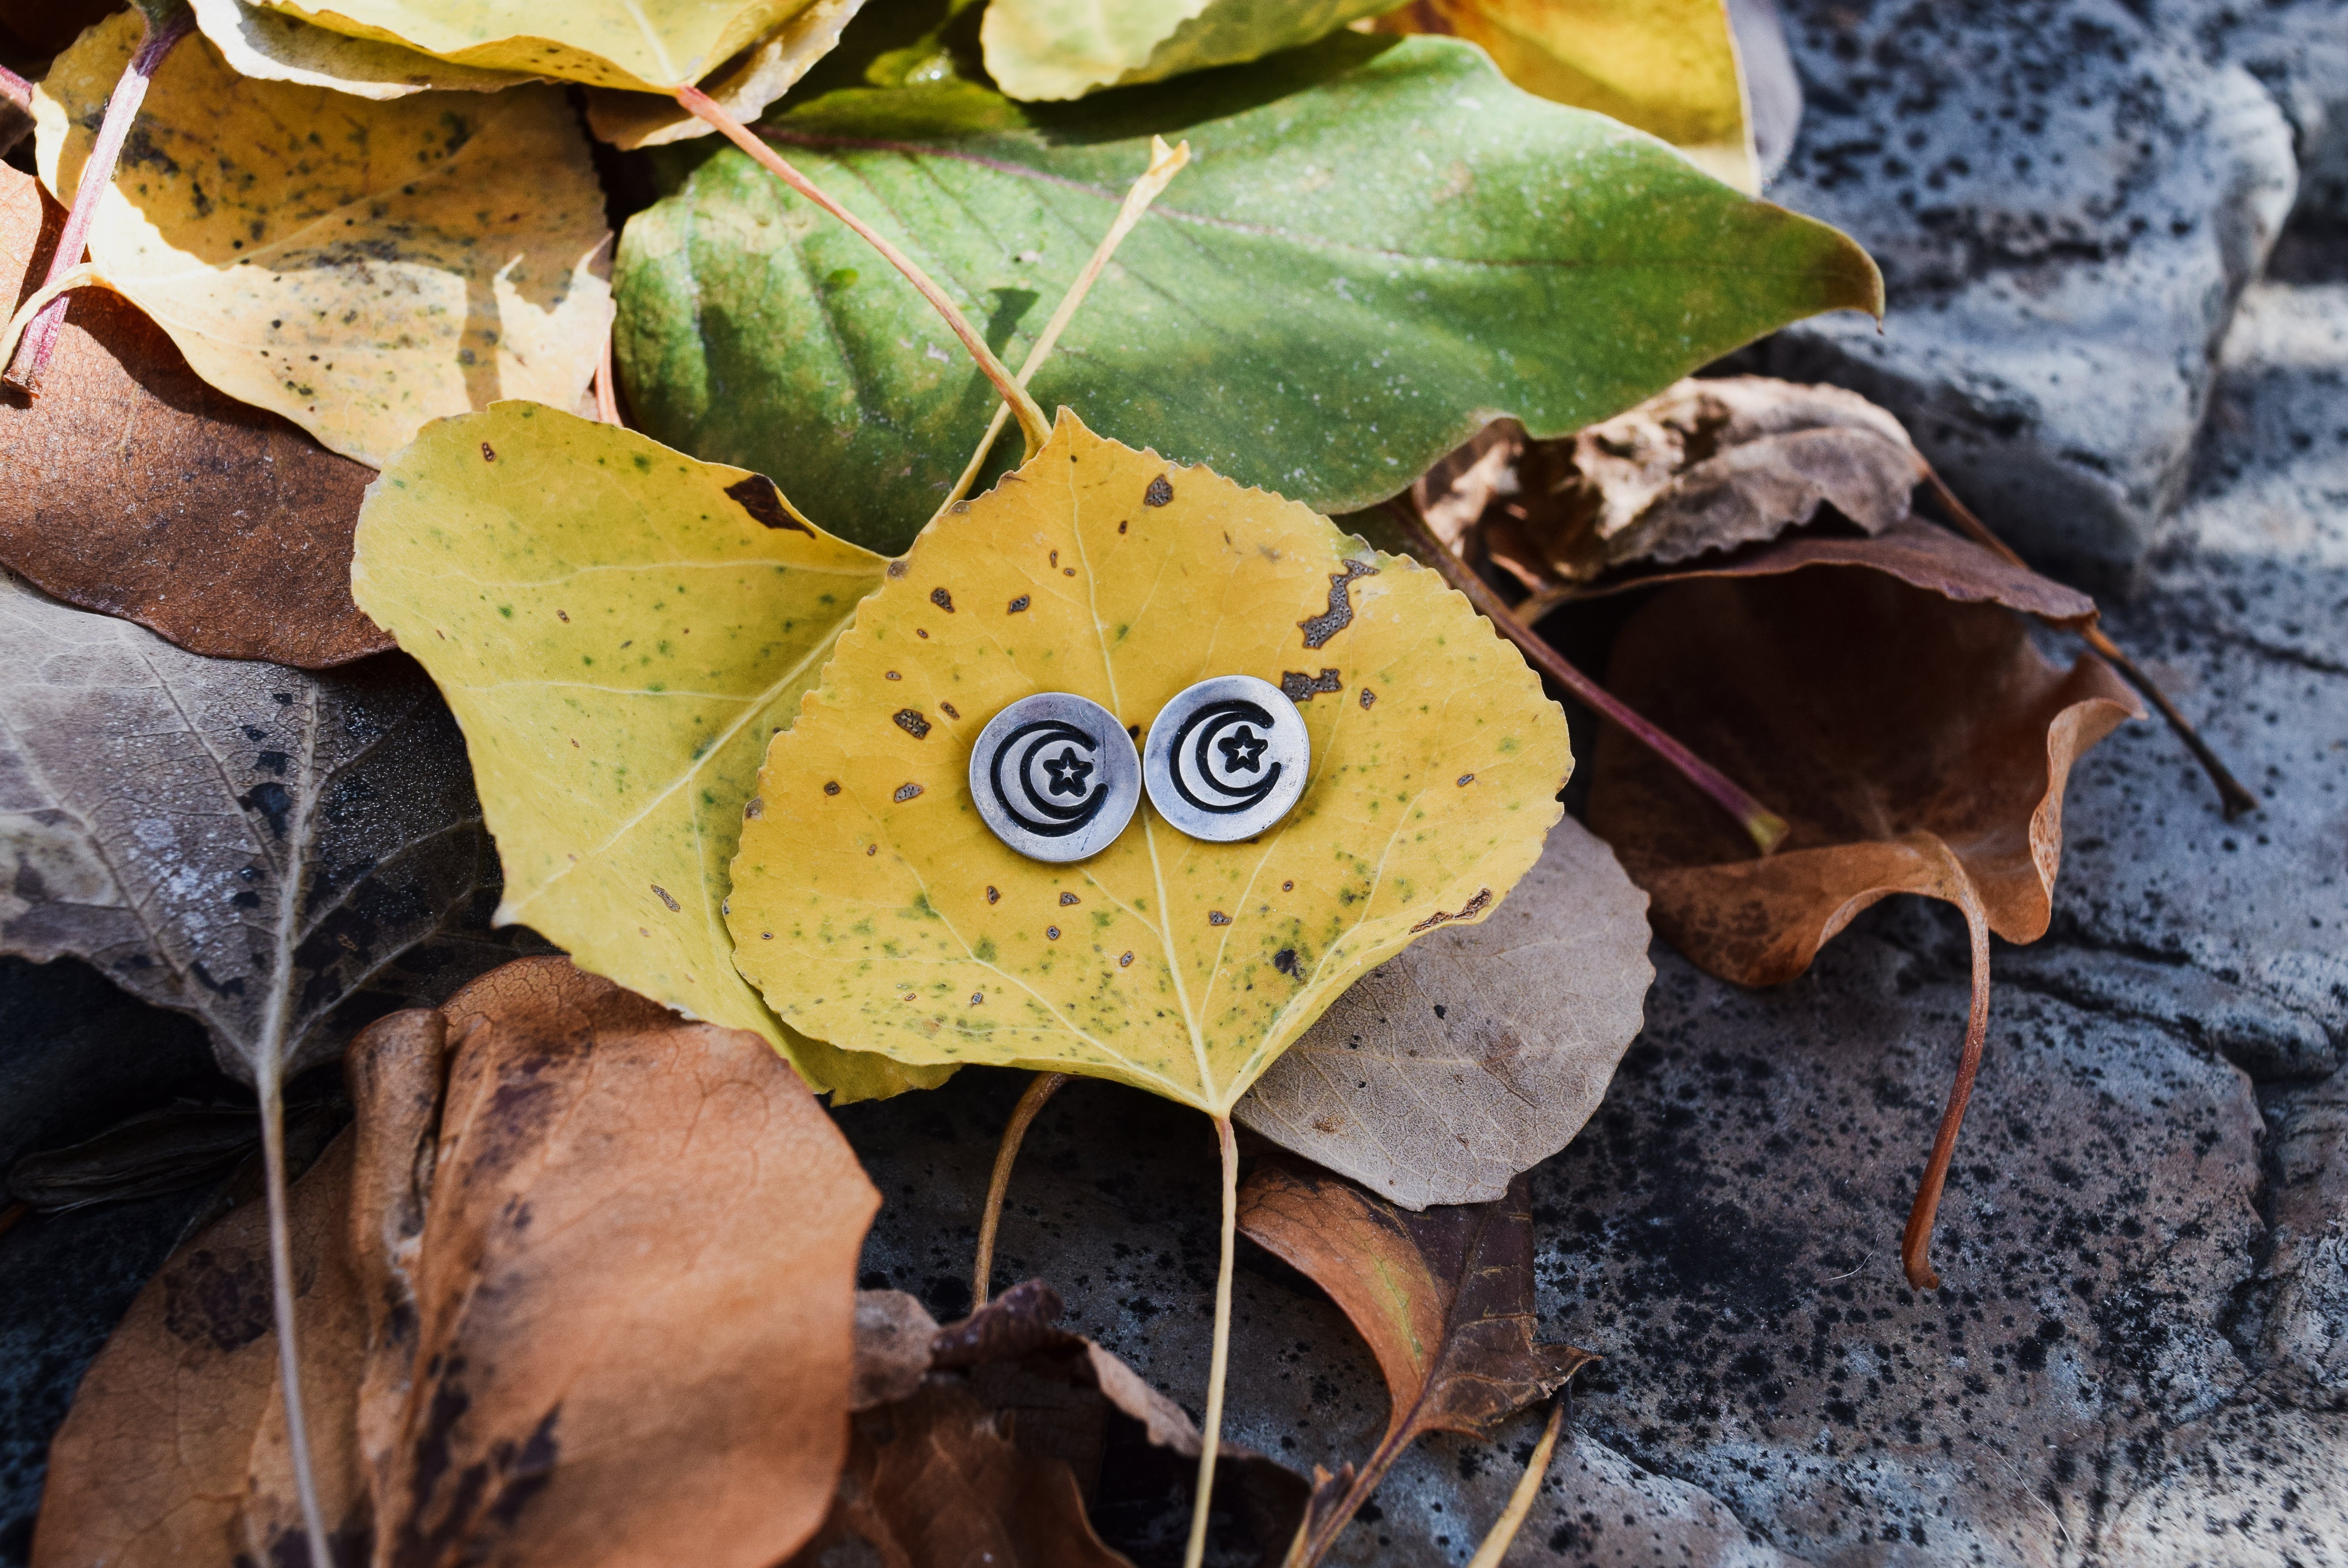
[
  {"left": 970, "top": 692, "right": 1141, "bottom": 863},
  {"left": 1142, "top": 675, "right": 1309, "bottom": 841}
]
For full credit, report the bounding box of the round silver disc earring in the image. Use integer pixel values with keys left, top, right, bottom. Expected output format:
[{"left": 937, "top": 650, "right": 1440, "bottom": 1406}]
[
  {"left": 969, "top": 692, "right": 1141, "bottom": 863},
  {"left": 1142, "top": 675, "right": 1310, "bottom": 842}
]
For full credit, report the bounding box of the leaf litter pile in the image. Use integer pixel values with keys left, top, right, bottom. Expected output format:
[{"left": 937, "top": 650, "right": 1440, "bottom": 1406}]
[{"left": 0, "top": 1, "right": 2260, "bottom": 1564}]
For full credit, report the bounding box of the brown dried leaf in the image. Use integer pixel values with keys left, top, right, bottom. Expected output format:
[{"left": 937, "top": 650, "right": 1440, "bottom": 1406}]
[
  {"left": 1586, "top": 571, "right": 2137, "bottom": 984},
  {"left": 1425, "top": 376, "right": 1926, "bottom": 586},
  {"left": 1564, "top": 516, "right": 2099, "bottom": 627},
  {"left": 1236, "top": 1159, "right": 1593, "bottom": 1561},
  {"left": 31, "top": 1132, "right": 371, "bottom": 1568},
  {"left": 33, "top": 957, "right": 876, "bottom": 1568},
  {"left": 804, "top": 1281, "right": 1309, "bottom": 1568},
  {"left": 0, "top": 163, "right": 387, "bottom": 668},
  {"left": 1584, "top": 570, "right": 2141, "bottom": 1285},
  {"left": 1233, "top": 815, "right": 1653, "bottom": 1209}
]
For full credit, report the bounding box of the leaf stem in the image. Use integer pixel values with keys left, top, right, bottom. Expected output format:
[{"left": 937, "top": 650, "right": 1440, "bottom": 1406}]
[
  {"left": 674, "top": 85, "right": 1052, "bottom": 459},
  {"left": 2, "top": 1, "right": 192, "bottom": 394},
  {"left": 593, "top": 328, "right": 621, "bottom": 425},
  {"left": 1386, "top": 499, "right": 1791, "bottom": 857},
  {"left": 1920, "top": 470, "right": 2258, "bottom": 819},
  {"left": 931, "top": 136, "right": 1191, "bottom": 524},
  {"left": 259, "top": 1067, "right": 334, "bottom": 1568},
  {"left": 1902, "top": 882, "right": 1990, "bottom": 1290},
  {"left": 971, "top": 1070, "right": 1067, "bottom": 1309},
  {"left": 1183, "top": 1113, "right": 1240, "bottom": 1568},
  {"left": 0, "top": 63, "right": 31, "bottom": 115},
  {"left": 1464, "top": 1395, "right": 1568, "bottom": 1568}
]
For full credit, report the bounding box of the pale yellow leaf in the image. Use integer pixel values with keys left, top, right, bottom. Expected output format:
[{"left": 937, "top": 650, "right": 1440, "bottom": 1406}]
[{"left": 726, "top": 412, "right": 1571, "bottom": 1115}]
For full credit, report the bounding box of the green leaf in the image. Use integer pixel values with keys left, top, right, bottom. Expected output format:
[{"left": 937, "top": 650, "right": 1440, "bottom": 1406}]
[
  {"left": 614, "top": 33, "right": 1879, "bottom": 554},
  {"left": 980, "top": 0, "right": 1401, "bottom": 102},
  {"left": 349, "top": 400, "right": 948, "bottom": 1103}
]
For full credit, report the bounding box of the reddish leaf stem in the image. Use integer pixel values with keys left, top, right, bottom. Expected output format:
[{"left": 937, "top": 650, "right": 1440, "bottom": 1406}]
[
  {"left": 3, "top": 4, "right": 193, "bottom": 395},
  {"left": 0, "top": 63, "right": 31, "bottom": 115},
  {"left": 971, "top": 1070, "right": 1067, "bottom": 1309},
  {"left": 1902, "top": 888, "right": 1990, "bottom": 1290},
  {"left": 1921, "top": 470, "right": 2259, "bottom": 819},
  {"left": 673, "top": 84, "right": 1052, "bottom": 457},
  {"left": 1386, "top": 500, "right": 1791, "bottom": 856}
]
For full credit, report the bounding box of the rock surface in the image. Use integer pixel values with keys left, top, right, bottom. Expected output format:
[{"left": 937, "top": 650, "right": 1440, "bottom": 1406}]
[{"left": 1748, "top": 0, "right": 2312, "bottom": 573}]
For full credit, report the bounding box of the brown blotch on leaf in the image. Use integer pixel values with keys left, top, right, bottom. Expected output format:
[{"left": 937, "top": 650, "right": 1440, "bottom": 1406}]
[
  {"left": 1456, "top": 773, "right": 1474, "bottom": 787},
  {"left": 1045, "top": 926, "right": 1061, "bottom": 940},
  {"left": 884, "top": 670, "right": 902, "bottom": 681},
  {"left": 744, "top": 798, "right": 764, "bottom": 819},
  {"left": 1408, "top": 887, "right": 1491, "bottom": 934},
  {"left": 1118, "top": 519, "right": 1128, "bottom": 534},
  {"left": 1587, "top": 569, "right": 2140, "bottom": 1289},
  {"left": 481, "top": 442, "right": 496, "bottom": 462},
  {"left": 887, "top": 559, "right": 909, "bottom": 577},
  {"left": 1359, "top": 688, "right": 1377, "bottom": 710},
  {"left": 1007, "top": 595, "right": 1030, "bottom": 614},
  {"left": 866, "top": 845, "right": 878, "bottom": 856},
  {"left": 892, "top": 709, "right": 931, "bottom": 740},
  {"left": 893, "top": 783, "right": 923, "bottom": 803},
  {"left": 1299, "top": 560, "right": 1378, "bottom": 649},
  {"left": 650, "top": 884, "right": 682, "bottom": 912},
  {"left": 823, "top": 781, "right": 841, "bottom": 796},
  {"left": 931, "top": 587, "right": 955, "bottom": 612},
  {"left": 1280, "top": 668, "right": 1344, "bottom": 702},
  {"left": 722, "top": 473, "right": 813, "bottom": 536},
  {"left": 986, "top": 886, "right": 1001, "bottom": 904},
  {"left": 939, "top": 702, "right": 960, "bottom": 720},
  {"left": 1144, "top": 476, "right": 1173, "bottom": 507},
  {"left": 1281, "top": 880, "right": 1294, "bottom": 892},
  {"left": 1208, "top": 911, "right": 1232, "bottom": 926},
  {"left": 1119, "top": 951, "right": 1133, "bottom": 967},
  {"left": 1059, "top": 892, "right": 1079, "bottom": 906}
]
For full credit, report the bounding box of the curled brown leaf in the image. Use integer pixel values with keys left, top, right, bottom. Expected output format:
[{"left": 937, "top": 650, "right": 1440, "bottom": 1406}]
[
  {"left": 34, "top": 957, "right": 876, "bottom": 1568},
  {"left": 0, "top": 163, "right": 389, "bottom": 668},
  {"left": 1237, "top": 1159, "right": 1594, "bottom": 1565},
  {"left": 1585, "top": 570, "right": 2142, "bottom": 1285}
]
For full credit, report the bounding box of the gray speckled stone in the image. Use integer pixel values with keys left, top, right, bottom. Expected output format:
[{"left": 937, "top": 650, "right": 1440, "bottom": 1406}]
[{"left": 1750, "top": 0, "right": 2300, "bottom": 571}]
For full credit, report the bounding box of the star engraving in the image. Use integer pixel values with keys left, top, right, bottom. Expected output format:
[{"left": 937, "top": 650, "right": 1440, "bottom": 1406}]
[
  {"left": 1217, "top": 725, "right": 1267, "bottom": 773},
  {"left": 1042, "top": 746, "right": 1094, "bottom": 797}
]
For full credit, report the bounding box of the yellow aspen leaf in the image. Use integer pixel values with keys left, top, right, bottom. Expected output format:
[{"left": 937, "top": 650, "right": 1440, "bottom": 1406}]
[
  {"left": 726, "top": 412, "right": 1571, "bottom": 1116},
  {"left": 32, "top": 14, "right": 612, "bottom": 468},
  {"left": 350, "top": 401, "right": 942, "bottom": 1103},
  {"left": 583, "top": 0, "right": 869, "bottom": 151},
  {"left": 253, "top": 0, "right": 828, "bottom": 91},
  {"left": 1374, "top": 0, "right": 1757, "bottom": 191}
]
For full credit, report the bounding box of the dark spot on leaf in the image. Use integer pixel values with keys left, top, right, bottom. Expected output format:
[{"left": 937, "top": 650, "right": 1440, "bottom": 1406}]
[
  {"left": 162, "top": 1249, "right": 271, "bottom": 1351},
  {"left": 885, "top": 670, "right": 902, "bottom": 680},
  {"left": 1273, "top": 947, "right": 1299, "bottom": 976},
  {"left": 723, "top": 473, "right": 811, "bottom": 534},
  {"left": 894, "top": 782, "right": 923, "bottom": 802},
  {"left": 481, "top": 442, "right": 495, "bottom": 461},
  {"left": 931, "top": 587, "right": 955, "bottom": 612},
  {"left": 1282, "top": 880, "right": 1294, "bottom": 891},
  {"left": 887, "top": 559, "right": 909, "bottom": 577},
  {"left": 1410, "top": 888, "right": 1492, "bottom": 934},
  {"left": 1118, "top": 520, "right": 1128, "bottom": 534},
  {"left": 1359, "top": 687, "right": 1377, "bottom": 709},
  {"left": 239, "top": 781, "right": 294, "bottom": 838},
  {"left": 1008, "top": 595, "right": 1030, "bottom": 613},
  {"left": 1144, "top": 476, "right": 1173, "bottom": 507},
  {"left": 744, "top": 798, "right": 764, "bottom": 819},
  {"left": 1457, "top": 773, "right": 1475, "bottom": 786},
  {"left": 1046, "top": 926, "right": 1061, "bottom": 940},
  {"left": 1299, "top": 560, "right": 1377, "bottom": 648},
  {"left": 939, "top": 702, "right": 960, "bottom": 720},
  {"left": 1280, "top": 668, "right": 1343, "bottom": 702},
  {"left": 1059, "top": 892, "right": 1080, "bottom": 905},
  {"left": 986, "top": 886, "right": 1000, "bottom": 904},
  {"left": 893, "top": 709, "right": 931, "bottom": 740},
  {"left": 650, "top": 884, "right": 681, "bottom": 912},
  {"left": 1119, "top": 951, "right": 1134, "bottom": 966},
  {"left": 255, "top": 749, "right": 290, "bottom": 774},
  {"left": 824, "top": 782, "right": 840, "bottom": 796},
  {"left": 1208, "top": 911, "right": 1231, "bottom": 926}
]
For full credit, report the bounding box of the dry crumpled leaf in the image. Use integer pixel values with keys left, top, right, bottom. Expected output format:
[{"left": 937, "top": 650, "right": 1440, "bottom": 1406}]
[
  {"left": 34, "top": 955, "right": 879, "bottom": 1568},
  {"left": 1233, "top": 814, "right": 1652, "bottom": 1209},
  {"left": 1585, "top": 569, "right": 2142, "bottom": 1285},
  {"left": 583, "top": 0, "right": 867, "bottom": 150},
  {"left": 33, "top": 14, "right": 612, "bottom": 467},
  {"left": 1372, "top": 0, "right": 1756, "bottom": 190},
  {"left": 1587, "top": 570, "right": 2137, "bottom": 987},
  {"left": 1465, "top": 376, "right": 1928, "bottom": 585},
  {"left": 0, "top": 569, "right": 489, "bottom": 1098},
  {"left": 350, "top": 401, "right": 941, "bottom": 1104},
  {"left": 1237, "top": 1158, "right": 1594, "bottom": 1562},
  {"left": 728, "top": 411, "right": 1570, "bottom": 1115},
  {"left": 980, "top": 0, "right": 1398, "bottom": 101},
  {"left": 0, "top": 163, "right": 389, "bottom": 667},
  {"left": 189, "top": 0, "right": 543, "bottom": 97},
  {"left": 797, "top": 1281, "right": 1307, "bottom": 1568},
  {"left": 253, "top": 0, "right": 823, "bottom": 90}
]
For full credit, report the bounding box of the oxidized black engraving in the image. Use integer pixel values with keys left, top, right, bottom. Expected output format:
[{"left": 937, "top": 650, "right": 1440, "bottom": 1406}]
[
  {"left": 988, "top": 718, "right": 1116, "bottom": 839},
  {"left": 1166, "top": 699, "right": 1282, "bottom": 817}
]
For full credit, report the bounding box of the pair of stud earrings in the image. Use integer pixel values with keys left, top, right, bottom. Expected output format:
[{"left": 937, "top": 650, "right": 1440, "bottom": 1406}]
[{"left": 970, "top": 676, "right": 1309, "bottom": 862}]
